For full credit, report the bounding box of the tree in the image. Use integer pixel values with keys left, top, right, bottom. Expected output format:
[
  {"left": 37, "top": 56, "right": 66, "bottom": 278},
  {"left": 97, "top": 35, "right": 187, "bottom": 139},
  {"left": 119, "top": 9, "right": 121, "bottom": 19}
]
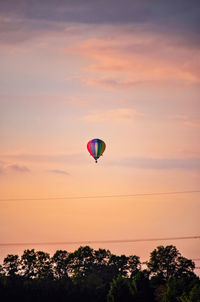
[
  {"left": 147, "top": 245, "right": 195, "bottom": 280},
  {"left": 0, "top": 264, "right": 4, "bottom": 277},
  {"left": 161, "top": 275, "right": 199, "bottom": 302},
  {"left": 51, "top": 250, "right": 70, "bottom": 279},
  {"left": 108, "top": 254, "right": 141, "bottom": 278},
  {"left": 21, "top": 249, "right": 37, "bottom": 279},
  {"left": 179, "top": 283, "right": 200, "bottom": 302},
  {"left": 94, "top": 248, "right": 111, "bottom": 267},
  {"left": 127, "top": 255, "right": 141, "bottom": 278},
  {"left": 132, "top": 271, "right": 154, "bottom": 302},
  {"left": 92, "top": 248, "right": 116, "bottom": 282},
  {"left": 189, "top": 283, "right": 200, "bottom": 302},
  {"left": 34, "top": 251, "right": 53, "bottom": 279},
  {"left": 69, "top": 246, "right": 95, "bottom": 279},
  {"left": 0, "top": 245, "right": 199, "bottom": 302},
  {"left": 107, "top": 275, "right": 135, "bottom": 302},
  {"left": 108, "top": 254, "right": 129, "bottom": 277},
  {"left": 3, "top": 254, "right": 20, "bottom": 277}
]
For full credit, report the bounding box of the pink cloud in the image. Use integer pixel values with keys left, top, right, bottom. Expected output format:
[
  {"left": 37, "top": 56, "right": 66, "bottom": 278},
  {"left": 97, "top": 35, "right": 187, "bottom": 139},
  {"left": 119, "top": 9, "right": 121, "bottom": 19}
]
[
  {"left": 83, "top": 108, "right": 143, "bottom": 122},
  {"left": 67, "top": 28, "right": 200, "bottom": 89},
  {"left": 83, "top": 78, "right": 147, "bottom": 89},
  {"left": 172, "top": 115, "right": 200, "bottom": 128},
  {"left": 183, "top": 120, "right": 200, "bottom": 128}
]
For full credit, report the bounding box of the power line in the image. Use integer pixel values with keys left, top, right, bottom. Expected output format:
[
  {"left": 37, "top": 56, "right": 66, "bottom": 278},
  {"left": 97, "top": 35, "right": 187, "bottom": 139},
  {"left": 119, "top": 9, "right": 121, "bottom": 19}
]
[
  {"left": 141, "top": 259, "right": 200, "bottom": 264},
  {"left": 140, "top": 263, "right": 200, "bottom": 270},
  {"left": 0, "top": 190, "right": 200, "bottom": 202},
  {"left": 0, "top": 235, "right": 199, "bottom": 247}
]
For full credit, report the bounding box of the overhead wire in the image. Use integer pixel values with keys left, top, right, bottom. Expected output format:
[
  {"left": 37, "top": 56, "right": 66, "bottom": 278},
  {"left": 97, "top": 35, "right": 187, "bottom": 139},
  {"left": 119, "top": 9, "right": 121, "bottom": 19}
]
[
  {"left": 0, "top": 190, "right": 200, "bottom": 202},
  {"left": 0, "top": 235, "right": 200, "bottom": 247},
  {"left": 1, "top": 191, "right": 199, "bottom": 267},
  {"left": 1, "top": 237, "right": 199, "bottom": 268}
]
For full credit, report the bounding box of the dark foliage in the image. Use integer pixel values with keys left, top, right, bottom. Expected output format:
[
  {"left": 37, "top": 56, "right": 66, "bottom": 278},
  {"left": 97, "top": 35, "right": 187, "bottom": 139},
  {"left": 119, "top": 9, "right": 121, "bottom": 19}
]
[{"left": 0, "top": 245, "right": 199, "bottom": 302}]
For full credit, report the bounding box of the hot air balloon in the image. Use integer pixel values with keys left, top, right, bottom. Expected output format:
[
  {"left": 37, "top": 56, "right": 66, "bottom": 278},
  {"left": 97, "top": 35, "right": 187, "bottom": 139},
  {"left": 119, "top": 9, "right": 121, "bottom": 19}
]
[{"left": 87, "top": 138, "right": 106, "bottom": 163}]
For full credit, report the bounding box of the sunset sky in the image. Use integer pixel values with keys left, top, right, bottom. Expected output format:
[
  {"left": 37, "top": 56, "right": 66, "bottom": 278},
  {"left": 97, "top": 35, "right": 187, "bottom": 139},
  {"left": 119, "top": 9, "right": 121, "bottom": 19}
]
[{"left": 0, "top": 0, "right": 200, "bottom": 270}]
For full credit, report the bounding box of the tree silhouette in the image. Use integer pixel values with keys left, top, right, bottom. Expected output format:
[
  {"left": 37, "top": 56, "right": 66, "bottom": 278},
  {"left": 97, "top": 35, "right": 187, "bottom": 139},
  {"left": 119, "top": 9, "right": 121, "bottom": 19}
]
[
  {"left": 127, "top": 255, "right": 141, "bottom": 278},
  {"left": 3, "top": 254, "right": 20, "bottom": 277},
  {"left": 21, "top": 249, "right": 37, "bottom": 278},
  {"left": 33, "top": 251, "right": 53, "bottom": 279},
  {"left": 147, "top": 245, "right": 195, "bottom": 280},
  {"left": 0, "top": 245, "right": 199, "bottom": 302},
  {"left": 52, "top": 250, "right": 70, "bottom": 279},
  {"left": 69, "top": 246, "right": 95, "bottom": 279}
]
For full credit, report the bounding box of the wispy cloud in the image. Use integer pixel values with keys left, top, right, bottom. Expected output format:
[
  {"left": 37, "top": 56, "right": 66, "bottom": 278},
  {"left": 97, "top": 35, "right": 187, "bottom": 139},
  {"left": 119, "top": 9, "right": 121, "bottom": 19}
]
[
  {"left": 172, "top": 115, "right": 200, "bottom": 128},
  {"left": 0, "top": 163, "right": 30, "bottom": 174},
  {"left": 0, "top": 153, "right": 86, "bottom": 164},
  {"left": 109, "top": 157, "right": 200, "bottom": 170},
  {"left": 83, "top": 108, "right": 143, "bottom": 122},
  {"left": 84, "top": 78, "right": 147, "bottom": 90},
  {"left": 68, "top": 30, "right": 200, "bottom": 90},
  {"left": 184, "top": 120, "right": 200, "bottom": 128},
  {"left": 7, "top": 164, "right": 30, "bottom": 172},
  {"left": 48, "top": 169, "right": 70, "bottom": 175}
]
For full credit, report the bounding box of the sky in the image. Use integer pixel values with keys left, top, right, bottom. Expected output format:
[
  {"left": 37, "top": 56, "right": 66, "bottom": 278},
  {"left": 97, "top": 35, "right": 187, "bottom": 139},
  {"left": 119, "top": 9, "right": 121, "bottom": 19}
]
[{"left": 0, "top": 0, "right": 200, "bottom": 270}]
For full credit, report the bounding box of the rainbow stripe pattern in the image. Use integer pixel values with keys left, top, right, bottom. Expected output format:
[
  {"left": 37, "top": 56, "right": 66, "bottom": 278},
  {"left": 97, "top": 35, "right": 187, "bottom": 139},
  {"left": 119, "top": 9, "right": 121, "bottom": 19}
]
[{"left": 87, "top": 138, "right": 106, "bottom": 163}]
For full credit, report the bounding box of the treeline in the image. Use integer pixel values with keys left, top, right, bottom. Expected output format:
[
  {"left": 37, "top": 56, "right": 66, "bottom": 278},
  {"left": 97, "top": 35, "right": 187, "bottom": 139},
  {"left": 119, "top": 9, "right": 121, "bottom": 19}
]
[{"left": 0, "top": 245, "right": 200, "bottom": 301}]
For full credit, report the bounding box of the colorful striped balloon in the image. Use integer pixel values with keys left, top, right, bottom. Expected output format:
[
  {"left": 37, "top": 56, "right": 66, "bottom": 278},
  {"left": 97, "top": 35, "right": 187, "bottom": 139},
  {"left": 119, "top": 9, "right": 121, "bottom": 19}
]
[{"left": 87, "top": 138, "right": 106, "bottom": 163}]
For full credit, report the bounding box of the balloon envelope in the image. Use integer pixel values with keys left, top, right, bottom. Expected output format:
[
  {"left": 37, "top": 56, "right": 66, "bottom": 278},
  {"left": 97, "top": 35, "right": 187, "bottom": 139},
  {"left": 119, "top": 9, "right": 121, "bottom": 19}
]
[{"left": 87, "top": 138, "right": 106, "bottom": 162}]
